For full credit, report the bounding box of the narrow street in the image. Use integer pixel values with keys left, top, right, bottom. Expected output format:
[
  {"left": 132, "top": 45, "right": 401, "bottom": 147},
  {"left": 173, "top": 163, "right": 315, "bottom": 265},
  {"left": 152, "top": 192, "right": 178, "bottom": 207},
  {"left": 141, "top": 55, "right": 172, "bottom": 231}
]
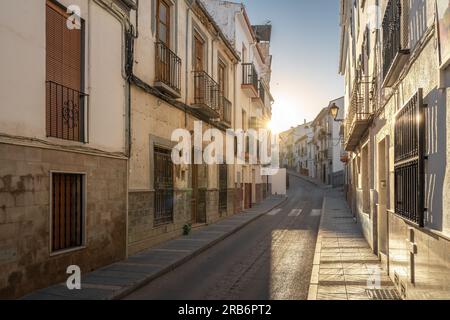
[{"left": 124, "top": 175, "right": 323, "bottom": 300}]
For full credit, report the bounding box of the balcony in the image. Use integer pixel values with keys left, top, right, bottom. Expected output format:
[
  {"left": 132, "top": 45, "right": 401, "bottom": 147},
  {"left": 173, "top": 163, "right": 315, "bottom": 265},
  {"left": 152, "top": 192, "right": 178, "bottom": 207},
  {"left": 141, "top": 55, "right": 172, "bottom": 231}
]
[
  {"left": 344, "top": 76, "right": 373, "bottom": 152},
  {"left": 242, "top": 63, "right": 258, "bottom": 97},
  {"left": 318, "top": 149, "right": 332, "bottom": 161},
  {"left": 249, "top": 116, "right": 268, "bottom": 131},
  {"left": 382, "top": 0, "right": 410, "bottom": 87},
  {"left": 192, "top": 71, "right": 220, "bottom": 119},
  {"left": 318, "top": 128, "right": 331, "bottom": 139},
  {"left": 155, "top": 42, "right": 182, "bottom": 98},
  {"left": 218, "top": 95, "right": 232, "bottom": 128},
  {"left": 252, "top": 80, "right": 266, "bottom": 108},
  {"left": 46, "top": 81, "right": 89, "bottom": 143}
]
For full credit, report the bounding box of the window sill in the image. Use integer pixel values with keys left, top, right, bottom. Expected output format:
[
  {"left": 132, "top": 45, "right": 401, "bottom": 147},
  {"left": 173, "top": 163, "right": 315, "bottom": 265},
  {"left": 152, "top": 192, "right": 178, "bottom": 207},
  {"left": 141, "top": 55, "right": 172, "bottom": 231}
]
[
  {"left": 153, "top": 221, "right": 174, "bottom": 229},
  {"left": 50, "top": 246, "right": 86, "bottom": 257}
]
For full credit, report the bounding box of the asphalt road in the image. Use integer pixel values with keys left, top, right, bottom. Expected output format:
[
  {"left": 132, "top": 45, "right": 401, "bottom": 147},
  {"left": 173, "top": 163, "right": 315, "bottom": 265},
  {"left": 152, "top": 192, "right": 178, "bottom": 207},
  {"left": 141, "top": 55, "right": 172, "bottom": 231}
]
[{"left": 124, "top": 174, "right": 324, "bottom": 300}]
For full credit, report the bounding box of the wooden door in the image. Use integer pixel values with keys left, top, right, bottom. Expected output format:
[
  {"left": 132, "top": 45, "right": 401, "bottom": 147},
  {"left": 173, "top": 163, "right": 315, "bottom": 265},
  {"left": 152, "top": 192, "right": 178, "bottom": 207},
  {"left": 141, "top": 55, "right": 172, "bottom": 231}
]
[
  {"left": 194, "top": 34, "right": 205, "bottom": 72},
  {"left": 191, "top": 164, "right": 198, "bottom": 223},
  {"left": 156, "top": 0, "right": 170, "bottom": 46},
  {"left": 245, "top": 183, "right": 252, "bottom": 210}
]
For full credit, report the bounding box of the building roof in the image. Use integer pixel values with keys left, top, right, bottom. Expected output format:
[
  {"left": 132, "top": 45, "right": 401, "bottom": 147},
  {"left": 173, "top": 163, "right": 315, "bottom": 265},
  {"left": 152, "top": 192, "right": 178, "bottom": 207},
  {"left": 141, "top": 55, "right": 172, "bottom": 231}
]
[{"left": 195, "top": 0, "right": 241, "bottom": 62}]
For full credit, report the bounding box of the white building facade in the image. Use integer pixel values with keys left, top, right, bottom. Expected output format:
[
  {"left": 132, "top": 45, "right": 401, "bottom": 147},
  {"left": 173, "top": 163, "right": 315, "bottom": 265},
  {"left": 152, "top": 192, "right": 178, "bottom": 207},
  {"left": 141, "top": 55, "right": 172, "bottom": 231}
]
[
  {"left": 339, "top": 0, "right": 450, "bottom": 299},
  {"left": 0, "top": 0, "right": 134, "bottom": 298}
]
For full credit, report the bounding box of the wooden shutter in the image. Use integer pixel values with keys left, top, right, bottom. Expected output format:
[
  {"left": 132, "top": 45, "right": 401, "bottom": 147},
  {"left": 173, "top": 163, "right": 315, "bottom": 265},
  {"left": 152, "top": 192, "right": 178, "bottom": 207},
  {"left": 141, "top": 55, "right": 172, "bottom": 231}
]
[
  {"left": 52, "top": 173, "right": 83, "bottom": 252},
  {"left": 46, "top": 0, "right": 82, "bottom": 140},
  {"left": 46, "top": 1, "right": 81, "bottom": 89}
]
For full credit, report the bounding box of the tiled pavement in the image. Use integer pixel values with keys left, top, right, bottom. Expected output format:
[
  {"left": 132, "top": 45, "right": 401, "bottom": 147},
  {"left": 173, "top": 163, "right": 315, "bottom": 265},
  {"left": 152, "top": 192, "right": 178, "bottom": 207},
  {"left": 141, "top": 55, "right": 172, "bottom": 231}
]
[
  {"left": 22, "top": 195, "right": 287, "bottom": 300},
  {"left": 308, "top": 189, "right": 398, "bottom": 300}
]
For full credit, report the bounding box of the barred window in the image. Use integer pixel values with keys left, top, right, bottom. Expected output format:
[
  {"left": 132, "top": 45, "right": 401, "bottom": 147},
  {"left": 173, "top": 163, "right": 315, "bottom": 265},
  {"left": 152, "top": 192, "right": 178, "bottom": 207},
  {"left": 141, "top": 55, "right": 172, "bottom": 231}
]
[
  {"left": 51, "top": 173, "right": 84, "bottom": 252},
  {"left": 394, "top": 89, "right": 425, "bottom": 226},
  {"left": 154, "top": 147, "right": 174, "bottom": 226}
]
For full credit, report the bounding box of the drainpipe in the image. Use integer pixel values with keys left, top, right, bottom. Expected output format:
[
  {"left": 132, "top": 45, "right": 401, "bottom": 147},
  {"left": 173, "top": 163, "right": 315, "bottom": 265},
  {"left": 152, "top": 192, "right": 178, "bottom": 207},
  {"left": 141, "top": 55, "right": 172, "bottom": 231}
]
[
  {"left": 91, "top": 0, "right": 137, "bottom": 259},
  {"left": 233, "top": 60, "right": 238, "bottom": 209}
]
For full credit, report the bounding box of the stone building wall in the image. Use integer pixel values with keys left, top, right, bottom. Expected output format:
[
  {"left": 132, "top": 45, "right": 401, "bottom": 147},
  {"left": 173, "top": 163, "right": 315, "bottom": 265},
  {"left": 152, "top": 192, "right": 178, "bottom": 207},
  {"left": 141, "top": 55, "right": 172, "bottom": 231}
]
[{"left": 0, "top": 143, "right": 127, "bottom": 299}]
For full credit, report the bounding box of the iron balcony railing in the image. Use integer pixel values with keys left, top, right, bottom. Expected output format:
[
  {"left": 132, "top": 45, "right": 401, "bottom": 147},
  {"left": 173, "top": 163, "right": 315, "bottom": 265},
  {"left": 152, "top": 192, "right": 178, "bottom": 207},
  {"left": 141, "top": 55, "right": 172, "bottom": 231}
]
[
  {"left": 242, "top": 63, "right": 258, "bottom": 92},
  {"left": 250, "top": 117, "right": 265, "bottom": 129},
  {"left": 193, "top": 71, "right": 220, "bottom": 114},
  {"left": 382, "top": 0, "right": 409, "bottom": 79},
  {"left": 46, "top": 81, "right": 89, "bottom": 143},
  {"left": 155, "top": 42, "right": 182, "bottom": 94},
  {"left": 219, "top": 94, "right": 232, "bottom": 127},
  {"left": 344, "top": 75, "right": 373, "bottom": 146}
]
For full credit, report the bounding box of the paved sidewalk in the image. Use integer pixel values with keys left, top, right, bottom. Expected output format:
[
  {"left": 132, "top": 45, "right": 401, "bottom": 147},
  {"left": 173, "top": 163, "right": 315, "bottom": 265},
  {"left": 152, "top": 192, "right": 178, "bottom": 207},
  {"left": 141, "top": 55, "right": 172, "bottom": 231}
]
[
  {"left": 22, "top": 196, "right": 287, "bottom": 300},
  {"left": 308, "top": 189, "right": 398, "bottom": 300}
]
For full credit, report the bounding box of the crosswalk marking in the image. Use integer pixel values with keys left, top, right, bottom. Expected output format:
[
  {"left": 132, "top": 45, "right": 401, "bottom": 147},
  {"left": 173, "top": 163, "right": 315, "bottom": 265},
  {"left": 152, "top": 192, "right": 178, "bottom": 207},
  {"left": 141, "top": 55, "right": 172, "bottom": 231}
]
[
  {"left": 310, "top": 209, "right": 321, "bottom": 217},
  {"left": 267, "top": 209, "right": 282, "bottom": 216},
  {"left": 288, "top": 209, "right": 303, "bottom": 217}
]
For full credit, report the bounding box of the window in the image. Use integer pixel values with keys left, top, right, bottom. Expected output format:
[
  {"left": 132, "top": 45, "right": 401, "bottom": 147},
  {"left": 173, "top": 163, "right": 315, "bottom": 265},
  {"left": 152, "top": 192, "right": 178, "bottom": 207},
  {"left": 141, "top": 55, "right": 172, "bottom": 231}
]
[
  {"left": 193, "top": 31, "right": 205, "bottom": 72},
  {"left": 154, "top": 146, "right": 174, "bottom": 226},
  {"left": 242, "top": 44, "right": 247, "bottom": 63},
  {"left": 46, "top": 0, "right": 87, "bottom": 142},
  {"left": 218, "top": 59, "right": 227, "bottom": 97},
  {"left": 154, "top": 0, "right": 181, "bottom": 95},
  {"left": 51, "top": 173, "right": 84, "bottom": 252},
  {"left": 157, "top": 0, "right": 170, "bottom": 46},
  {"left": 219, "top": 164, "right": 228, "bottom": 213},
  {"left": 394, "top": 90, "right": 425, "bottom": 226}
]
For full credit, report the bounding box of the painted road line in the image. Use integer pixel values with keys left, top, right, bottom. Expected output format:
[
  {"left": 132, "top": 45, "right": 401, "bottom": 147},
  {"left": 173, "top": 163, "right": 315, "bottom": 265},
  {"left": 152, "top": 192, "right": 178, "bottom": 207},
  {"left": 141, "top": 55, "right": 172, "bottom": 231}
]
[
  {"left": 310, "top": 209, "right": 321, "bottom": 217},
  {"left": 267, "top": 209, "right": 282, "bottom": 216},
  {"left": 288, "top": 209, "right": 303, "bottom": 217}
]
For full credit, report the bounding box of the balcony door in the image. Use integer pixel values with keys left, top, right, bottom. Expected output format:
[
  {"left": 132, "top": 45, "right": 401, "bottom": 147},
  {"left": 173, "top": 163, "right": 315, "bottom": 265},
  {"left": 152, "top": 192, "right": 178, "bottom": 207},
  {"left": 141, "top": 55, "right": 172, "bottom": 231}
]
[
  {"left": 218, "top": 60, "right": 227, "bottom": 96},
  {"left": 46, "top": 0, "right": 85, "bottom": 142},
  {"left": 156, "top": 0, "right": 171, "bottom": 87},
  {"left": 156, "top": 0, "right": 170, "bottom": 47},
  {"left": 193, "top": 33, "right": 205, "bottom": 72}
]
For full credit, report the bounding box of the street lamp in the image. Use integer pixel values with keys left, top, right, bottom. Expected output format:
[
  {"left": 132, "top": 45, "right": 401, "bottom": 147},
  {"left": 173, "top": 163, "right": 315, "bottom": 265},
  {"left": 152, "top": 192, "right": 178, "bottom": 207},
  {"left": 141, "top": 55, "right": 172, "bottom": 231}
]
[{"left": 329, "top": 103, "right": 344, "bottom": 122}]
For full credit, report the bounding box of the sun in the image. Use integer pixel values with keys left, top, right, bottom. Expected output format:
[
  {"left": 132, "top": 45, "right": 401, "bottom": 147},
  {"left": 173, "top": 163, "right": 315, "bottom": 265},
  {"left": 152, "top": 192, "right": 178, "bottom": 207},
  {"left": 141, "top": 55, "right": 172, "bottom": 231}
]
[{"left": 267, "top": 120, "right": 279, "bottom": 134}]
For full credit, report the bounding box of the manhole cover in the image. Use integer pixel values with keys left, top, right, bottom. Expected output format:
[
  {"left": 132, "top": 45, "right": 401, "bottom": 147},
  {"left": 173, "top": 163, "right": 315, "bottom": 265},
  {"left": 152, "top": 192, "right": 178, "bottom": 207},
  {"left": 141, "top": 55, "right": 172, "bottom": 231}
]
[{"left": 365, "top": 289, "right": 401, "bottom": 300}]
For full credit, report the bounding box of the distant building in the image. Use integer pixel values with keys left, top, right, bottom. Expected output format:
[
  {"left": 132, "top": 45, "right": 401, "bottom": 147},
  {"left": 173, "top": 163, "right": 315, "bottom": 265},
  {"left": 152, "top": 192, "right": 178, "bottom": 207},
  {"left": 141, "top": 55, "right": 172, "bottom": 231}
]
[
  {"left": 281, "top": 98, "right": 345, "bottom": 187},
  {"left": 311, "top": 97, "right": 345, "bottom": 186}
]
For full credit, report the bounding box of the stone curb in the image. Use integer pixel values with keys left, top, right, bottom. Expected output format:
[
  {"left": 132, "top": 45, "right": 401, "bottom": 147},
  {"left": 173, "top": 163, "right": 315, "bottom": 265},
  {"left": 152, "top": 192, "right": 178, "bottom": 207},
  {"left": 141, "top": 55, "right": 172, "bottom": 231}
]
[
  {"left": 112, "top": 195, "right": 289, "bottom": 300},
  {"left": 307, "top": 196, "right": 326, "bottom": 300}
]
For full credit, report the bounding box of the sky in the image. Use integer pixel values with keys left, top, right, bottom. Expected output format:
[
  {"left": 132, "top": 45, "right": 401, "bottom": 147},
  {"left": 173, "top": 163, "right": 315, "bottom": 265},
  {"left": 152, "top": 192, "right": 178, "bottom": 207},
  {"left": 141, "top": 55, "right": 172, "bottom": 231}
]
[{"left": 241, "top": 0, "right": 344, "bottom": 133}]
